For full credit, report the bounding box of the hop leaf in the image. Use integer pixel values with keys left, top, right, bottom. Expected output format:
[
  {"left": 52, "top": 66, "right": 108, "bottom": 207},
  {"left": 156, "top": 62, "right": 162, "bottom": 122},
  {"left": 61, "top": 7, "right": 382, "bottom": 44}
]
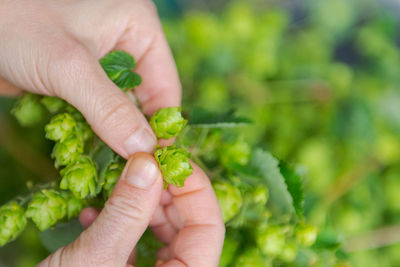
[
  {"left": 45, "top": 113, "right": 77, "bottom": 142},
  {"left": 220, "top": 139, "right": 251, "bottom": 167},
  {"left": 40, "top": 96, "right": 66, "bottom": 114},
  {"left": 52, "top": 135, "right": 84, "bottom": 167},
  {"left": 295, "top": 224, "right": 318, "bottom": 247},
  {"left": 11, "top": 93, "right": 46, "bottom": 126},
  {"left": 102, "top": 161, "right": 124, "bottom": 198},
  {"left": 154, "top": 146, "right": 193, "bottom": 188},
  {"left": 61, "top": 191, "right": 85, "bottom": 219},
  {"left": 26, "top": 189, "right": 67, "bottom": 231},
  {"left": 212, "top": 180, "right": 243, "bottom": 222},
  {"left": 150, "top": 107, "right": 187, "bottom": 139},
  {"left": 0, "top": 202, "right": 27, "bottom": 246},
  {"left": 60, "top": 155, "right": 98, "bottom": 199},
  {"left": 100, "top": 50, "right": 142, "bottom": 91}
]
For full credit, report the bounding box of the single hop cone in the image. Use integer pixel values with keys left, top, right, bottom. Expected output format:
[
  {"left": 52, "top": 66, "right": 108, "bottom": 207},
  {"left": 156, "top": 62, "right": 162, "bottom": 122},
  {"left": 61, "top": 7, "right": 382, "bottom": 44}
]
[
  {"left": 11, "top": 93, "right": 46, "bottom": 127},
  {"left": 60, "top": 155, "right": 98, "bottom": 199},
  {"left": 220, "top": 139, "right": 251, "bottom": 167},
  {"left": 150, "top": 107, "right": 187, "bottom": 139},
  {"left": 212, "top": 180, "right": 243, "bottom": 223},
  {"left": 52, "top": 135, "right": 84, "bottom": 167},
  {"left": 26, "top": 189, "right": 67, "bottom": 231},
  {"left": 76, "top": 121, "right": 93, "bottom": 142},
  {"left": 295, "top": 224, "right": 317, "bottom": 247},
  {"left": 234, "top": 248, "right": 268, "bottom": 267},
  {"left": 61, "top": 191, "right": 85, "bottom": 219},
  {"left": 45, "top": 113, "right": 77, "bottom": 142},
  {"left": 256, "top": 225, "right": 286, "bottom": 257},
  {"left": 252, "top": 185, "right": 269, "bottom": 206},
  {"left": 0, "top": 201, "right": 27, "bottom": 246},
  {"left": 102, "top": 161, "right": 125, "bottom": 198},
  {"left": 154, "top": 145, "right": 193, "bottom": 188},
  {"left": 40, "top": 96, "right": 66, "bottom": 114}
]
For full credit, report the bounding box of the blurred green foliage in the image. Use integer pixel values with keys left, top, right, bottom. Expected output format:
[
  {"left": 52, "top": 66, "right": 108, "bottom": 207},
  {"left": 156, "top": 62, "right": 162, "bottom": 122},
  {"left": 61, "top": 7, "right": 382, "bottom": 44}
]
[{"left": 1, "top": 0, "right": 400, "bottom": 266}]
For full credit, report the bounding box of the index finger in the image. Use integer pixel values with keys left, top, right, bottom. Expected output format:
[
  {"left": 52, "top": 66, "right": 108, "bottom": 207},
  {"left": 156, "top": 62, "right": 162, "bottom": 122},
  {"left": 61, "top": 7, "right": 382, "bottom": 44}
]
[
  {"left": 115, "top": 4, "right": 181, "bottom": 116},
  {"left": 163, "top": 163, "right": 226, "bottom": 267}
]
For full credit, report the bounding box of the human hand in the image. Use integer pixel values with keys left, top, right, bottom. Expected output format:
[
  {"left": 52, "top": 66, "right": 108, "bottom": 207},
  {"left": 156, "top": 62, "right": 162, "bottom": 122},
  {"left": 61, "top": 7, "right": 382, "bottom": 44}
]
[
  {"left": 0, "top": 0, "right": 181, "bottom": 157},
  {"left": 38, "top": 153, "right": 225, "bottom": 267}
]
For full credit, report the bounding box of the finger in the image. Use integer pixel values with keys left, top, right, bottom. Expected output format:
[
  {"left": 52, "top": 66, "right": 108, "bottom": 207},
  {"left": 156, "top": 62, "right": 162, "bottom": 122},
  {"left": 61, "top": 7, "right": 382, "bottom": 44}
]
[
  {"left": 162, "top": 164, "right": 225, "bottom": 267},
  {"left": 50, "top": 44, "right": 157, "bottom": 158},
  {"left": 150, "top": 205, "right": 177, "bottom": 244},
  {"left": 0, "top": 77, "right": 22, "bottom": 96},
  {"left": 79, "top": 207, "right": 100, "bottom": 229},
  {"left": 115, "top": 3, "right": 181, "bottom": 116},
  {"left": 40, "top": 153, "right": 163, "bottom": 266}
]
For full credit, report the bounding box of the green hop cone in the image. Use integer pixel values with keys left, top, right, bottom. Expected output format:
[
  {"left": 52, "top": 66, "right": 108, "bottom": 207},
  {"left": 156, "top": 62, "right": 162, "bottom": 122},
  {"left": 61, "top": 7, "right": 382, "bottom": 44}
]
[
  {"left": 11, "top": 93, "right": 46, "bottom": 127},
  {"left": 60, "top": 155, "right": 98, "bottom": 199},
  {"left": 26, "top": 189, "right": 67, "bottom": 231},
  {"left": 220, "top": 139, "right": 251, "bottom": 167},
  {"left": 279, "top": 241, "right": 298, "bottom": 262},
  {"left": 252, "top": 185, "right": 269, "bottom": 205},
  {"left": 256, "top": 225, "right": 286, "bottom": 256},
  {"left": 0, "top": 201, "right": 27, "bottom": 246},
  {"left": 154, "top": 146, "right": 193, "bottom": 188},
  {"left": 76, "top": 121, "right": 93, "bottom": 142},
  {"left": 40, "top": 96, "right": 66, "bottom": 114},
  {"left": 51, "top": 135, "right": 84, "bottom": 167},
  {"left": 212, "top": 180, "right": 243, "bottom": 223},
  {"left": 234, "top": 248, "right": 270, "bottom": 267},
  {"left": 150, "top": 107, "right": 187, "bottom": 139},
  {"left": 102, "top": 161, "right": 125, "bottom": 198},
  {"left": 45, "top": 113, "right": 77, "bottom": 142},
  {"left": 295, "top": 224, "right": 318, "bottom": 247},
  {"left": 61, "top": 191, "right": 85, "bottom": 219}
]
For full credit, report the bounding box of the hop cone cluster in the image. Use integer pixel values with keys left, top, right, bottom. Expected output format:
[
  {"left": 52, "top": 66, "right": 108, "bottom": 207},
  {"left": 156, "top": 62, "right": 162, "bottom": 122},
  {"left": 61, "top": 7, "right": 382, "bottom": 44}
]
[
  {"left": 150, "top": 107, "right": 187, "bottom": 139},
  {"left": 154, "top": 146, "right": 193, "bottom": 188},
  {"left": 0, "top": 202, "right": 27, "bottom": 246}
]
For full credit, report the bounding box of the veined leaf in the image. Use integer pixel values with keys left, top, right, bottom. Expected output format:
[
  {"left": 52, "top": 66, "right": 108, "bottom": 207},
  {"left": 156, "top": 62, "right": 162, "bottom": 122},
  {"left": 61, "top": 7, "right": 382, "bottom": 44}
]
[
  {"left": 279, "top": 161, "right": 304, "bottom": 220},
  {"left": 39, "top": 219, "right": 83, "bottom": 252},
  {"left": 188, "top": 108, "right": 251, "bottom": 128}
]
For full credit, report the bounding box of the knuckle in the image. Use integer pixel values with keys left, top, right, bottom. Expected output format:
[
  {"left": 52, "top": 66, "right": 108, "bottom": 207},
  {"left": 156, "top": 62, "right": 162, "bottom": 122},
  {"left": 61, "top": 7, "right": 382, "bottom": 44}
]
[
  {"left": 96, "top": 94, "right": 135, "bottom": 129},
  {"left": 106, "top": 191, "right": 146, "bottom": 223}
]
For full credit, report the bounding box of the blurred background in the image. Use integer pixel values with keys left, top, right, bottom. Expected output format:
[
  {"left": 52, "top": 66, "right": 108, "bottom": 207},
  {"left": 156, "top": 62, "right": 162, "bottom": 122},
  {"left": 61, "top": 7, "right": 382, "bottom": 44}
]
[{"left": 1, "top": 0, "right": 400, "bottom": 266}]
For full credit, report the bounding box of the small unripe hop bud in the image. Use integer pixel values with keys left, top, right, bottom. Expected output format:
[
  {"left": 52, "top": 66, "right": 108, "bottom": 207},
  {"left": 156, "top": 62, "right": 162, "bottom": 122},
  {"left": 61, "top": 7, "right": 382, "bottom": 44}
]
[
  {"left": 220, "top": 139, "right": 251, "bottom": 167},
  {"left": 60, "top": 156, "right": 98, "bottom": 199},
  {"left": 52, "top": 135, "right": 84, "bottom": 167},
  {"left": 26, "top": 189, "right": 67, "bottom": 231},
  {"left": 212, "top": 180, "right": 243, "bottom": 223},
  {"left": 102, "top": 161, "right": 125, "bottom": 198},
  {"left": 154, "top": 146, "right": 193, "bottom": 188},
  {"left": 252, "top": 185, "right": 269, "bottom": 205},
  {"left": 40, "top": 96, "right": 66, "bottom": 114},
  {"left": 150, "top": 107, "right": 187, "bottom": 139},
  {"left": 11, "top": 93, "right": 46, "bottom": 127},
  {"left": 256, "top": 225, "right": 286, "bottom": 256},
  {"left": 61, "top": 191, "right": 85, "bottom": 219},
  {"left": 235, "top": 248, "right": 267, "bottom": 267},
  {"left": 45, "top": 113, "right": 77, "bottom": 142},
  {"left": 295, "top": 224, "right": 317, "bottom": 247},
  {"left": 0, "top": 202, "right": 27, "bottom": 246}
]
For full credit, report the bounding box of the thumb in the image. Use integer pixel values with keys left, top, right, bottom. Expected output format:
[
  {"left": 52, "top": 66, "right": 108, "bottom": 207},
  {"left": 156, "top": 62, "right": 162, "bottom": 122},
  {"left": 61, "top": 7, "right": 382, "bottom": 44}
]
[
  {"left": 50, "top": 45, "right": 157, "bottom": 158},
  {"left": 40, "top": 153, "right": 163, "bottom": 267}
]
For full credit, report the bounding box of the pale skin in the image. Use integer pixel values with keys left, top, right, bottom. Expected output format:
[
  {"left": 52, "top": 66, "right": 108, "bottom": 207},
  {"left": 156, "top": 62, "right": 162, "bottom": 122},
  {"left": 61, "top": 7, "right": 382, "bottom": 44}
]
[{"left": 0, "top": 0, "right": 225, "bottom": 266}]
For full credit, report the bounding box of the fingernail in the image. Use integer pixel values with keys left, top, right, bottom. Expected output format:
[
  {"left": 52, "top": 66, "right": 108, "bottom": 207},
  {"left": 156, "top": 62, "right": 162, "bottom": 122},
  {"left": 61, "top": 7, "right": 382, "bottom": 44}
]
[
  {"left": 124, "top": 156, "right": 160, "bottom": 189},
  {"left": 124, "top": 127, "right": 157, "bottom": 156}
]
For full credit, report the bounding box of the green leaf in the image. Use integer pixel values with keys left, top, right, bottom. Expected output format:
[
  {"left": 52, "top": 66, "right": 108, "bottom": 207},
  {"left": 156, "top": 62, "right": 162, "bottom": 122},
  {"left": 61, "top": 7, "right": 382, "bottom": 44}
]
[
  {"left": 100, "top": 50, "right": 142, "bottom": 91},
  {"left": 249, "top": 149, "right": 293, "bottom": 215},
  {"left": 279, "top": 161, "right": 304, "bottom": 220},
  {"left": 39, "top": 219, "right": 83, "bottom": 253},
  {"left": 188, "top": 108, "right": 251, "bottom": 128}
]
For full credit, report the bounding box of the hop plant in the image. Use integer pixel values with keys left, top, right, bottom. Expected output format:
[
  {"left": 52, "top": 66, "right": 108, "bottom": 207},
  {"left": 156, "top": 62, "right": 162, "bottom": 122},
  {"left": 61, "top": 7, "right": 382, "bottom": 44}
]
[
  {"left": 102, "top": 161, "right": 125, "bottom": 198},
  {"left": 25, "top": 189, "right": 67, "bottom": 231},
  {"left": 40, "top": 96, "right": 66, "bottom": 114},
  {"left": 52, "top": 135, "right": 84, "bottom": 167},
  {"left": 45, "top": 113, "right": 77, "bottom": 142},
  {"left": 212, "top": 180, "right": 243, "bottom": 222},
  {"left": 150, "top": 107, "right": 187, "bottom": 139},
  {"left": 0, "top": 202, "right": 27, "bottom": 246},
  {"left": 295, "top": 224, "right": 318, "bottom": 247},
  {"left": 220, "top": 139, "right": 251, "bottom": 167},
  {"left": 154, "top": 145, "right": 193, "bottom": 188},
  {"left": 60, "top": 155, "right": 98, "bottom": 199},
  {"left": 11, "top": 93, "right": 46, "bottom": 126}
]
